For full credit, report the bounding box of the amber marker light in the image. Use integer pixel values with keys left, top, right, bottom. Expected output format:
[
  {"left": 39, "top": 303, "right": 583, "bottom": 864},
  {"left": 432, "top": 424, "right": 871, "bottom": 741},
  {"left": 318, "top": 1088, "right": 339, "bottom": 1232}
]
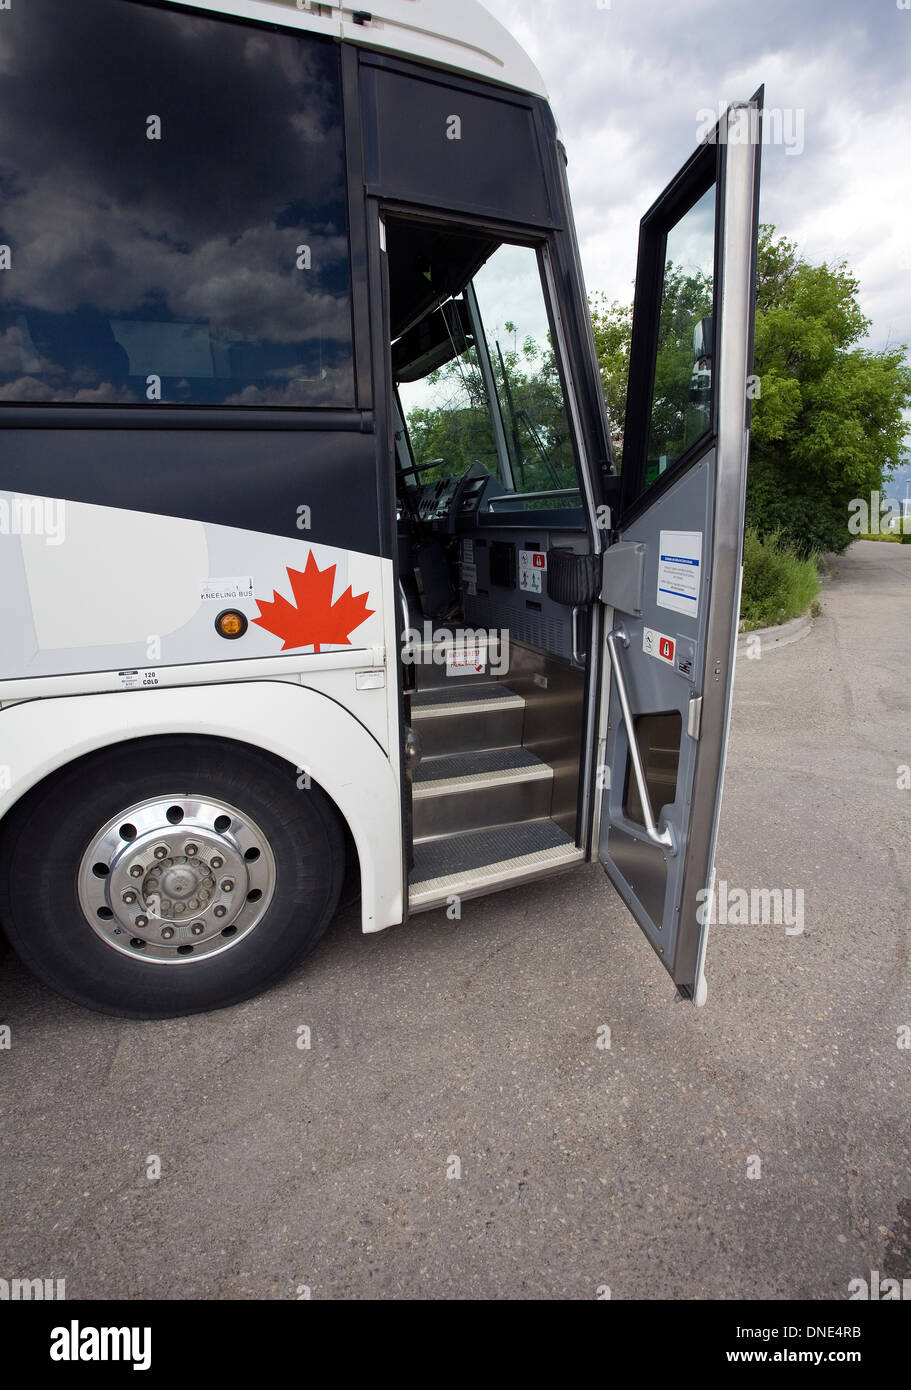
[{"left": 215, "top": 609, "right": 248, "bottom": 640}]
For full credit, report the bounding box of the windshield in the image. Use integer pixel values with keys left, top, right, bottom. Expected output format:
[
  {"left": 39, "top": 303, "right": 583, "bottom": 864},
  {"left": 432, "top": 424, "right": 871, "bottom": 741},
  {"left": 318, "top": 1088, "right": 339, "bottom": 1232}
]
[{"left": 394, "top": 240, "right": 580, "bottom": 504}]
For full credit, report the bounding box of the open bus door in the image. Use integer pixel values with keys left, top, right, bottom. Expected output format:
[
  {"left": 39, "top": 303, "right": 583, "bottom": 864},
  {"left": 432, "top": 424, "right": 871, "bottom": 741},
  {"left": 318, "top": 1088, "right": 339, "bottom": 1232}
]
[{"left": 597, "top": 96, "right": 763, "bottom": 1004}]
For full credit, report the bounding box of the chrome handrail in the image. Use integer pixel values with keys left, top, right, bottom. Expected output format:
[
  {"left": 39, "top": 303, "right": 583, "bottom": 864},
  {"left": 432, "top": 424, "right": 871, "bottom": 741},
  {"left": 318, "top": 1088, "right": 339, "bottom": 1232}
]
[
  {"left": 398, "top": 580, "right": 411, "bottom": 636},
  {"left": 606, "top": 626, "right": 674, "bottom": 850}
]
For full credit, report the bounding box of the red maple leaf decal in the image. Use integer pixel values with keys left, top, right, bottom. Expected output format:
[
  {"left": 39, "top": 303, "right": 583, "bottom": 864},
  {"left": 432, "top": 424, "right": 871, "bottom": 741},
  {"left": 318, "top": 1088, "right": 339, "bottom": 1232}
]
[{"left": 253, "top": 554, "right": 375, "bottom": 652}]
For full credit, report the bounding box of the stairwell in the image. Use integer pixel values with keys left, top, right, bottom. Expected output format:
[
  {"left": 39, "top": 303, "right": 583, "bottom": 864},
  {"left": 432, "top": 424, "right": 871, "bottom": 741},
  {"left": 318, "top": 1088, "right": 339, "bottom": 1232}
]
[{"left": 406, "top": 637, "right": 583, "bottom": 910}]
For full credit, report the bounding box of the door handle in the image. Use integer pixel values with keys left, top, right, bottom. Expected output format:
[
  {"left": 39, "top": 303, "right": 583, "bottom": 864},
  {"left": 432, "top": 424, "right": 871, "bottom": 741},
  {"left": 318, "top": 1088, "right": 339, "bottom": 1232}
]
[
  {"left": 399, "top": 581, "right": 417, "bottom": 680},
  {"left": 606, "top": 626, "right": 675, "bottom": 852},
  {"left": 571, "top": 605, "right": 587, "bottom": 666},
  {"left": 399, "top": 580, "right": 412, "bottom": 642}
]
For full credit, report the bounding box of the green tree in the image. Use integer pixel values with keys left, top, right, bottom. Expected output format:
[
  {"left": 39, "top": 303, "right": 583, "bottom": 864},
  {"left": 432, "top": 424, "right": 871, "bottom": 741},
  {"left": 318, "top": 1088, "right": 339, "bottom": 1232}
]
[
  {"left": 404, "top": 323, "right": 578, "bottom": 496},
  {"left": 589, "top": 226, "right": 911, "bottom": 554},
  {"left": 405, "top": 359, "right": 498, "bottom": 483},
  {"left": 746, "top": 227, "right": 911, "bottom": 553},
  {"left": 589, "top": 292, "right": 632, "bottom": 459},
  {"left": 590, "top": 266, "right": 712, "bottom": 473},
  {"left": 646, "top": 264, "right": 713, "bottom": 477}
]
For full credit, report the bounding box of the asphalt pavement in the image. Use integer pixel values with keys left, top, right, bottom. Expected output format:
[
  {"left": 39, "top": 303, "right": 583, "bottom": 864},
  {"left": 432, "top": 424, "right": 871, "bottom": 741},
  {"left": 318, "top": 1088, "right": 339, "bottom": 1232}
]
[{"left": 0, "top": 540, "right": 908, "bottom": 1300}]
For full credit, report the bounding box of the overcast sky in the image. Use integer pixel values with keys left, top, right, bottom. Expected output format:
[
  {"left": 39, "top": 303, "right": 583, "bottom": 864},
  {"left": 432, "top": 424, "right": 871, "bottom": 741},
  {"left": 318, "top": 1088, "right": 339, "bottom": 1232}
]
[{"left": 484, "top": 0, "right": 911, "bottom": 367}]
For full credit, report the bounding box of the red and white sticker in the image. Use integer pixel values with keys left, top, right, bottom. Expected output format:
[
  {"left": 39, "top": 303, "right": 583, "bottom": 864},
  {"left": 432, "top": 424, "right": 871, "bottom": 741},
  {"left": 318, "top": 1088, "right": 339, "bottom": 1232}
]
[
  {"left": 642, "top": 627, "right": 676, "bottom": 667},
  {"left": 518, "top": 549, "right": 546, "bottom": 594},
  {"left": 447, "top": 648, "right": 486, "bottom": 676}
]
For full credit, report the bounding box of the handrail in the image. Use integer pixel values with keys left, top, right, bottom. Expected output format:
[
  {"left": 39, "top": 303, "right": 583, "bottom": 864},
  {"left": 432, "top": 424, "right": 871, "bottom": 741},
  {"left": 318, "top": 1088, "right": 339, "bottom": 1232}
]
[
  {"left": 398, "top": 581, "right": 412, "bottom": 644},
  {"left": 606, "top": 626, "right": 674, "bottom": 850},
  {"left": 571, "top": 606, "right": 586, "bottom": 666}
]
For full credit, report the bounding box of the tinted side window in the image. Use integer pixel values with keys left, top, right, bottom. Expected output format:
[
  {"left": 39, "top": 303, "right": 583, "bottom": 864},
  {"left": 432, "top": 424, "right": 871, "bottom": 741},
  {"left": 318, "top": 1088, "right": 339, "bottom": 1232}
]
[
  {"left": 0, "top": 0, "right": 354, "bottom": 406},
  {"left": 362, "top": 66, "right": 552, "bottom": 227},
  {"left": 644, "top": 185, "right": 716, "bottom": 487}
]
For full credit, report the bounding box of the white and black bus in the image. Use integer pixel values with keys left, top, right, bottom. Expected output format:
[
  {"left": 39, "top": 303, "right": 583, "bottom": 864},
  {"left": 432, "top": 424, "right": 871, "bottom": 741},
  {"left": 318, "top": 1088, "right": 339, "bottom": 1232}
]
[{"left": 0, "top": 0, "right": 762, "bottom": 1018}]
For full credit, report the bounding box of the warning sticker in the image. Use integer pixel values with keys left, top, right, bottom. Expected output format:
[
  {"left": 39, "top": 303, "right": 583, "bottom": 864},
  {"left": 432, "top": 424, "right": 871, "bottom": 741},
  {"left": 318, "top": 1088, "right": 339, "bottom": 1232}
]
[
  {"left": 642, "top": 627, "right": 677, "bottom": 667},
  {"left": 518, "top": 550, "right": 547, "bottom": 595},
  {"left": 657, "top": 531, "right": 702, "bottom": 618},
  {"left": 446, "top": 648, "right": 486, "bottom": 676},
  {"left": 201, "top": 576, "right": 254, "bottom": 602}
]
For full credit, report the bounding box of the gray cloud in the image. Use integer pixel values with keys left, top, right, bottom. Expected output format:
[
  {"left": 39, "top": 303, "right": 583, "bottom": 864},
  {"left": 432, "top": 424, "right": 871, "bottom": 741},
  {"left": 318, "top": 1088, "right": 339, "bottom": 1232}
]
[{"left": 484, "top": 0, "right": 911, "bottom": 362}]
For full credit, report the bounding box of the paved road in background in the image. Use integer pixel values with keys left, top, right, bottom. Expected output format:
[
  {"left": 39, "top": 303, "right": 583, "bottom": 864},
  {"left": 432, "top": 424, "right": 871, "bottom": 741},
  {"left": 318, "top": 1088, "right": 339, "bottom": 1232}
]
[{"left": 1, "top": 540, "right": 909, "bottom": 1300}]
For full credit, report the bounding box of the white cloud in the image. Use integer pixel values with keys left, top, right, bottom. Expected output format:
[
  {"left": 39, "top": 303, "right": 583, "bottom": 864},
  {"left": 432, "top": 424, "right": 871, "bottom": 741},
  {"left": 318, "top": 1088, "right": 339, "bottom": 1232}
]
[{"left": 483, "top": 0, "right": 911, "bottom": 358}]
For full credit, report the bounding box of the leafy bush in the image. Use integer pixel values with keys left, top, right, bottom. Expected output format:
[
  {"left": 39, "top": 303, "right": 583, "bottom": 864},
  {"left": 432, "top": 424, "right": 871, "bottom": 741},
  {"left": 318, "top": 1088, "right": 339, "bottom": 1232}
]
[{"left": 740, "top": 528, "right": 821, "bottom": 630}]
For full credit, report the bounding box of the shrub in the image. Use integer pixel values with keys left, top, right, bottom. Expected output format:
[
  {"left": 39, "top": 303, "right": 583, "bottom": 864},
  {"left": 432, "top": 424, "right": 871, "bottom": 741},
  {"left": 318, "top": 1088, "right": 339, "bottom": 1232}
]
[{"left": 740, "top": 528, "right": 821, "bottom": 630}]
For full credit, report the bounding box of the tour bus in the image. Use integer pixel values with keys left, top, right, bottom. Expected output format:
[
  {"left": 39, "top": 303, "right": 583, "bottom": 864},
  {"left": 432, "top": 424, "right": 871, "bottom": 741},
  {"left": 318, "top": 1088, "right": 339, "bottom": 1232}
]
[{"left": 0, "top": 0, "right": 762, "bottom": 1019}]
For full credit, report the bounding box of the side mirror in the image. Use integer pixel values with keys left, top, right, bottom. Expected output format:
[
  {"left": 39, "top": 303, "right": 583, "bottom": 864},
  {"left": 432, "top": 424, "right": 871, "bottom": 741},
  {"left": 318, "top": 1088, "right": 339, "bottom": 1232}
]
[
  {"left": 689, "top": 316, "right": 714, "bottom": 407},
  {"left": 693, "top": 315, "right": 713, "bottom": 364}
]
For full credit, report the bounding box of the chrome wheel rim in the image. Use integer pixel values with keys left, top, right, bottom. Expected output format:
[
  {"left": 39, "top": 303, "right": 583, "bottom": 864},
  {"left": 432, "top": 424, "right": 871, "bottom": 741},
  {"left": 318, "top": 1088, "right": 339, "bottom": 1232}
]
[{"left": 77, "top": 795, "right": 276, "bottom": 965}]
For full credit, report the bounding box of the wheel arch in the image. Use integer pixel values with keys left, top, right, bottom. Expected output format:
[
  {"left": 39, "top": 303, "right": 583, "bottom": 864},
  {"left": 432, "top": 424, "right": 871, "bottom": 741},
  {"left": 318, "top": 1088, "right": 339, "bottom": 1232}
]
[{"left": 0, "top": 681, "right": 404, "bottom": 934}]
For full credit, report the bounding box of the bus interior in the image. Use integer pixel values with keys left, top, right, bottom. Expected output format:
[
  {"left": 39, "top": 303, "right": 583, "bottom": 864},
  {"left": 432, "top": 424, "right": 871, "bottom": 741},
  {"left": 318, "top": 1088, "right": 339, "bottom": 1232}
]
[{"left": 387, "top": 217, "right": 598, "bottom": 904}]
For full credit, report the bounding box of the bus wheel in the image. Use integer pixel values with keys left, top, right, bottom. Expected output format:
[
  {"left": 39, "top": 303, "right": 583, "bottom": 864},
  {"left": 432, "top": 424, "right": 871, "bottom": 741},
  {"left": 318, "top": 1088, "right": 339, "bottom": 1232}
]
[{"left": 0, "top": 738, "right": 344, "bottom": 1019}]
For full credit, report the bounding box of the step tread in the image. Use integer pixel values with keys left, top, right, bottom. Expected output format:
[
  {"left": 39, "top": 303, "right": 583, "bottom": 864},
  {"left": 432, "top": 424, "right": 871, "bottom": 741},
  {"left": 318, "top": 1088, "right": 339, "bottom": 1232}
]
[
  {"left": 411, "top": 631, "right": 499, "bottom": 646},
  {"left": 413, "top": 762, "right": 552, "bottom": 802},
  {"left": 411, "top": 682, "right": 519, "bottom": 711},
  {"left": 408, "top": 821, "right": 583, "bottom": 909},
  {"left": 413, "top": 747, "right": 545, "bottom": 785},
  {"left": 410, "top": 819, "right": 575, "bottom": 885},
  {"left": 410, "top": 634, "right": 499, "bottom": 656}
]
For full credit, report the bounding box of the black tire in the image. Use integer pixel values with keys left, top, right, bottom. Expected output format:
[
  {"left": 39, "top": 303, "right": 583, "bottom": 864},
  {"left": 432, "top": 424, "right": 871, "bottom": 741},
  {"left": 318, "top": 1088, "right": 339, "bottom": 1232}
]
[{"left": 0, "top": 737, "right": 345, "bottom": 1019}]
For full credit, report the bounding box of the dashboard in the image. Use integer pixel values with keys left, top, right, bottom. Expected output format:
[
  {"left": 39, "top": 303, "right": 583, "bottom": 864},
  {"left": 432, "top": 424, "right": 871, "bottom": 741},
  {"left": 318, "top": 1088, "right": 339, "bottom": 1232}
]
[
  {"left": 407, "top": 464, "right": 491, "bottom": 533},
  {"left": 414, "top": 475, "right": 462, "bottom": 523}
]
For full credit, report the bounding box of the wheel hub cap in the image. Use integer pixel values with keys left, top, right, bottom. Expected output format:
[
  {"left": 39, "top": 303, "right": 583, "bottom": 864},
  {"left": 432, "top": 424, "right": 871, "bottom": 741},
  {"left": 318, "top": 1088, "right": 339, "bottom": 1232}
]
[{"left": 77, "top": 796, "right": 276, "bottom": 964}]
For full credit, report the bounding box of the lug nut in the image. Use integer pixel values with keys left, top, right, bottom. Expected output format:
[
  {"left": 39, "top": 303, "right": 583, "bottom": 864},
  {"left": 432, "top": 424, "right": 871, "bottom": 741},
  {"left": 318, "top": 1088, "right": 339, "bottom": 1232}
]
[
  {"left": 135, "top": 915, "right": 149, "bottom": 929},
  {"left": 154, "top": 845, "right": 168, "bottom": 860},
  {"left": 130, "top": 865, "right": 143, "bottom": 879},
  {"left": 174, "top": 902, "right": 186, "bottom": 916},
  {"left": 185, "top": 843, "right": 199, "bottom": 857},
  {"left": 122, "top": 891, "right": 137, "bottom": 905},
  {"left": 220, "top": 879, "right": 234, "bottom": 893},
  {"left": 191, "top": 923, "right": 205, "bottom": 937},
  {"left": 161, "top": 926, "right": 175, "bottom": 940},
  {"left": 214, "top": 905, "right": 227, "bottom": 919},
  {"left": 210, "top": 856, "right": 224, "bottom": 870}
]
